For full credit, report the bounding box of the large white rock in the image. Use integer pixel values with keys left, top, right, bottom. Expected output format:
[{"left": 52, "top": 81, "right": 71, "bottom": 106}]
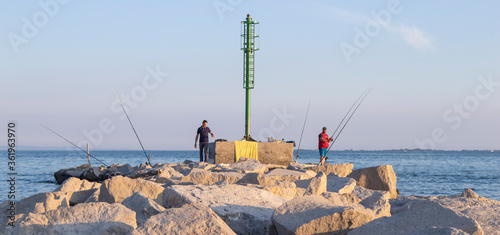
[
  {"left": 428, "top": 188, "right": 500, "bottom": 235},
  {"left": 352, "top": 186, "right": 391, "bottom": 219},
  {"left": 260, "top": 168, "right": 316, "bottom": 182},
  {"left": 131, "top": 203, "right": 236, "bottom": 235},
  {"left": 52, "top": 177, "right": 102, "bottom": 205},
  {"left": 272, "top": 195, "right": 373, "bottom": 235},
  {"left": 99, "top": 175, "right": 165, "bottom": 204},
  {"left": 155, "top": 165, "right": 184, "bottom": 180},
  {"left": 122, "top": 192, "right": 166, "bottom": 226},
  {"left": 321, "top": 192, "right": 360, "bottom": 206},
  {"left": 326, "top": 175, "right": 356, "bottom": 194},
  {"left": 350, "top": 199, "right": 483, "bottom": 235},
  {"left": 228, "top": 158, "right": 268, "bottom": 174},
  {"left": 84, "top": 188, "right": 101, "bottom": 203},
  {"left": 305, "top": 171, "right": 327, "bottom": 195},
  {"left": 260, "top": 181, "right": 297, "bottom": 200},
  {"left": 180, "top": 168, "right": 244, "bottom": 185},
  {"left": 10, "top": 191, "right": 71, "bottom": 215},
  {"left": 308, "top": 163, "right": 354, "bottom": 177},
  {"left": 55, "top": 177, "right": 101, "bottom": 192},
  {"left": 5, "top": 202, "right": 136, "bottom": 235},
  {"left": 163, "top": 184, "right": 287, "bottom": 235},
  {"left": 347, "top": 165, "right": 398, "bottom": 199}
]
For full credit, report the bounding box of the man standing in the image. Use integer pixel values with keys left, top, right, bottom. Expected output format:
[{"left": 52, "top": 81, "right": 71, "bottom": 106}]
[
  {"left": 318, "top": 127, "right": 333, "bottom": 165},
  {"left": 195, "top": 120, "right": 214, "bottom": 162}
]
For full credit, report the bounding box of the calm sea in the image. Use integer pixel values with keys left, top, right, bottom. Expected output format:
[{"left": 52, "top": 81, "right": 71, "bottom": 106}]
[{"left": 1, "top": 150, "right": 499, "bottom": 202}]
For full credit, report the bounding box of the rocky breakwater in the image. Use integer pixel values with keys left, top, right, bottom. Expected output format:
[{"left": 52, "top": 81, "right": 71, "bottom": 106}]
[{"left": 1, "top": 158, "right": 498, "bottom": 234}]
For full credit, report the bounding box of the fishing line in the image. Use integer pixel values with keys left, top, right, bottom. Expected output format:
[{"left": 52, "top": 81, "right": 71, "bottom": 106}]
[
  {"left": 329, "top": 89, "right": 370, "bottom": 139},
  {"left": 326, "top": 89, "right": 372, "bottom": 156},
  {"left": 112, "top": 88, "right": 151, "bottom": 165},
  {"left": 296, "top": 98, "right": 311, "bottom": 160},
  {"left": 40, "top": 123, "right": 109, "bottom": 167}
]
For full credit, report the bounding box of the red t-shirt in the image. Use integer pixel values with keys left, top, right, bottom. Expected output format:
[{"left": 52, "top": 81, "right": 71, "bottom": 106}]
[{"left": 318, "top": 133, "right": 329, "bottom": 149}]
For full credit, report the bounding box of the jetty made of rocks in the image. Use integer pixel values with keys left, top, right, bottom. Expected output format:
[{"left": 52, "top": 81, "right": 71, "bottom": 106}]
[{"left": 2, "top": 158, "right": 498, "bottom": 234}]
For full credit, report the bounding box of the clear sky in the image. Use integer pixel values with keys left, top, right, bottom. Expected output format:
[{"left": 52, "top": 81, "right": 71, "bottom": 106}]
[{"left": 1, "top": 0, "right": 499, "bottom": 150}]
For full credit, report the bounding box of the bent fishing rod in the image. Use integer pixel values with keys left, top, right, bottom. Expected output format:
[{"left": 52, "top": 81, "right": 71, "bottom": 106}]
[
  {"left": 112, "top": 88, "right": 151, "bottom": 165},
  {"left": 295, "top": 99, "right": 311, "bottom": 160},
  {"left": 326, "top": 89, "right": 371, "bottom": 156},
  {"left": 40, "top": 123, "right": 109, "bottom": 167}
]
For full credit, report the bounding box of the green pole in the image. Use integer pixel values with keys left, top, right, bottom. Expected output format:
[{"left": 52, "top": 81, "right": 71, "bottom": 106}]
[
  {"left": 241, "top": 14, "right": 258, "bottom": 141},
  {"left": 244, "top": 14, "right": 252, "bottom": 140}
]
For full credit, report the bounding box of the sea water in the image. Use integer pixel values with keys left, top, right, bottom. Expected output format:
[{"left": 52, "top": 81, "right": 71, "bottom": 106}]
[{"left": 1, "top": 150, "right": 498, "bottom": 202}]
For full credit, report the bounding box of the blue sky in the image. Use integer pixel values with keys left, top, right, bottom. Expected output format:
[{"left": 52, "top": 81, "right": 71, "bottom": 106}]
[{"left": 1, "top": 0, "right": 499, "bottom": 150}]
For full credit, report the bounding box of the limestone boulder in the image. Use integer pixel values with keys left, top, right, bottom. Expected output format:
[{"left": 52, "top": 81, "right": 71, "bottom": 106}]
[
  {"left": 116, "top": 164, "right": 136, "bottom": 176},
  {"left": 260, "top": 168, "right": 316, "bottom": 182},
  {"left": 304, "top": 171, "right": 327, "bottom": 195},
  {"left": 187, "top": 161, "right": 216, "bottom": 171},
  {"left": 236, "top": 172, "right": 260, "bottom": 184},
  {"left": 68, "top": 189, "right": 99, "bottom": 206},
  {"left": 170, "top": 163, "right": 193, "bottom": 176},
  {"left": 180, "top": 168, "right": 244, "bottom": 185},
  {"left": 347, "top": 165, "right": 398, "bottom": 199},
  {"left": 12, "top": 191, "right": 71, "bottom": 215},
  {"left": 272, "top": 195, "right": 373, "bottom": 235},
  {"left": 131, "top": 203, "right": 236, "bottom": 235},
  {"left": 55, "top": 177, "right": 101, "bottom": 192},
  {"left": 54, "top": 177, "right": 101, "bottom": 205},
  {"left": 264, "top": 164, "right": 287, "bottom": 171},
  {"left": 287, "top": 161, "right": 316, "bottom": 171},
  {"left": 428, "top": 188, "right": 500, "bottom": 235},
  {"left": 163, "top": 184, "right": 287, "bottom": 235},
  {"left": 227, "top": 158, "right": 267, "bottom": 174},
  {"left": 84, "top": 188, "right": 101, "bottom": 203},
  {"left": 350, "top": 199, "right": 483, "bottom": 235},
  {"left": 122, "top": 192, "right": 166, "bottom": 226},
  {"left": 326, "top": 175, "right": 356, "bottom": 194},
  {"left": 321, "top": 192, "right": 361, "bottom": 206},
  {"left": 308, "top": 163, "right": 354, "bottom": 177},
  {"left": 155, "top": 165, "right": 184, "bottom": 180},
  {"left": 293, "top": 171, "right": 327, "bottom": 197},
  {"left": 260, "top": 181, "right": 297, "bottom": 200},
  {"left": 4, "top": 202, "right": 136, "bottom": 235},
  {"left": 99, "top": 175, "right": 165, "bottom": 204},
  {"left": 352, "top": 186, "right": 391, "bottom": 219}
]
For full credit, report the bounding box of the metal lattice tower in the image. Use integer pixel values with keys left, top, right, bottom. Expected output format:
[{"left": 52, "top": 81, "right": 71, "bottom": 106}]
[{"left": 241, "top": 14, "right": 259, "bottom": 141}]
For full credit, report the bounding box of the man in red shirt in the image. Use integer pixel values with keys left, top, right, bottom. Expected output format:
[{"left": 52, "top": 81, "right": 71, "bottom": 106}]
[{"left": 318, "top": 127, "right": 333, "bottom": 165}]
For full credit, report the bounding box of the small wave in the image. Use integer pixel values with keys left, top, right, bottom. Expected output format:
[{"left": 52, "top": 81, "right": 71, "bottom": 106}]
[{"left": 33, "top": 180, "right": 56, "bottom": 184}]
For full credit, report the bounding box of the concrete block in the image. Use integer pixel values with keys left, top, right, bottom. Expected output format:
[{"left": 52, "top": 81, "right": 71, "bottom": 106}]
[{"left": 212, "top": 141, "right": 293, "bottom": 166}]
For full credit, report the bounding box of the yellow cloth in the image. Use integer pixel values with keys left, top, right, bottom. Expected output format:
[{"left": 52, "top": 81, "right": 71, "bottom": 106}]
[{"left": 234, "top": 141, "right": 258, "bottom": 162}]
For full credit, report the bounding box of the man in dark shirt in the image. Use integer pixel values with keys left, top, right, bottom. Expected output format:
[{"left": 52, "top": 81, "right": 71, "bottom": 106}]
[{"left": 195, "top": 120, "right": 214, "bottom": 162}]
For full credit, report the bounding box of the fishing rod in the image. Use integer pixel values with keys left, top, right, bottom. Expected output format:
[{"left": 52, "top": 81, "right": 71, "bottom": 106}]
[
  {"left": 40, "top": 123, "right": 109, "bottom": 167},
  {"left": 295, "top": 99, "right": 311, "bottom": 160},
  {"left": 329, "top": 89, "right": 370, "bottom": 140},
  {"left": 325, "top": 89, "right": 371, "bottom": 156},
  {"left": 112, "top": 88, "right": 151, "bottom": 165}
]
